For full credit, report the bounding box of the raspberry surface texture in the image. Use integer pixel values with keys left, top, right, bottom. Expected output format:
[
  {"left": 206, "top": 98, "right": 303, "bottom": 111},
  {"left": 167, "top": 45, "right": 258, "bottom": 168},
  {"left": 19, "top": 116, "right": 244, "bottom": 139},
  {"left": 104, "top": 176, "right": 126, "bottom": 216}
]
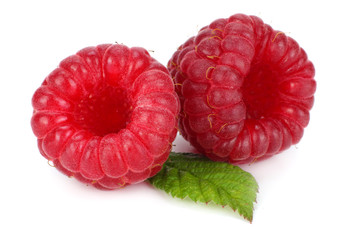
[
  {"left": 31, "top": 43, "right": 179, "bottom": 189},
  {"left": 168, "top": 13, "right": 316, "bottom": 164}
]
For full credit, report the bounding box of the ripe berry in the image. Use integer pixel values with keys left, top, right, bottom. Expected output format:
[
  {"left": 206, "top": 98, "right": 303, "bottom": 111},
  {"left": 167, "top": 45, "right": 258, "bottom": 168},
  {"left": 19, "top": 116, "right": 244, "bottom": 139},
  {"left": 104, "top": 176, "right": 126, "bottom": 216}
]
[
  {"left": 168, "top": 13, "right": 316, "bottom": 164},
  {"left": 31, "top": 43, "right": 179, "bottom": 189}
]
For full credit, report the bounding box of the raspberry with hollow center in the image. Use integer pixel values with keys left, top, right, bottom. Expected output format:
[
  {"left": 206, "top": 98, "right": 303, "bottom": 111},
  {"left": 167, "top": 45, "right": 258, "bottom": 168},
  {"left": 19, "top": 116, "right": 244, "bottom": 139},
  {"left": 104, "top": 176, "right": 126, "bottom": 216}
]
[
  {"left": 31, "top": 43, "right": 179, "bottom": 189},
  {"left": 168, "top": 13, "right": 316, "bottom": 164}
]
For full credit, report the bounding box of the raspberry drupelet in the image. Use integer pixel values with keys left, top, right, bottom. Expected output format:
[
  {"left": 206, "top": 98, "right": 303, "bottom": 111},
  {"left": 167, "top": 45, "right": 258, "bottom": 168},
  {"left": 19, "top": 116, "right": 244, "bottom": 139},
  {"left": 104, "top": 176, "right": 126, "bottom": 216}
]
[
  {"left": 31, "top": 44, "right": 179, "bottom": 189},
  {"left": 168, "top": 13, "right": 316, "bottom": 164}
]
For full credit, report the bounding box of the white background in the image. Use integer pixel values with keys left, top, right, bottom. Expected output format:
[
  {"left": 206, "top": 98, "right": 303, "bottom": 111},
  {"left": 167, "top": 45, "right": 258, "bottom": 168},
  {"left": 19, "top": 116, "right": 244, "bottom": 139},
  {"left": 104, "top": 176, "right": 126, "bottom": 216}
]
[{"left": 1, "top": 0, "right": 359, "bottom": 239}]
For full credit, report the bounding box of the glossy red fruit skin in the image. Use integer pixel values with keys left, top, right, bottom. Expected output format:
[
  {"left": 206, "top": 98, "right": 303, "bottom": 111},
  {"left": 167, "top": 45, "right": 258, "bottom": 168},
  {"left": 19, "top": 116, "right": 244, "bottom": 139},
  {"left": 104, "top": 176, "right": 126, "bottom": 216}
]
[
  {"left": 168, "top": 14, "right": 316, "bottom": 164},
  {"left": 31, "top": 44, "right": 179, "bottom": 189}
]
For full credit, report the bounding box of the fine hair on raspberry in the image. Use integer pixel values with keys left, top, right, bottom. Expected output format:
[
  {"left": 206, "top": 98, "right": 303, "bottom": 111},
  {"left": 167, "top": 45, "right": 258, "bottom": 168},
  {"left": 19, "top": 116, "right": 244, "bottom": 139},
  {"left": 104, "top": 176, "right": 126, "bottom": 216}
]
[
  {"left": 31, "top": 43, "right": 180, "bottom": 189},
  {"left": 168, "top": 13, "right": 316, "bottom": 164}
]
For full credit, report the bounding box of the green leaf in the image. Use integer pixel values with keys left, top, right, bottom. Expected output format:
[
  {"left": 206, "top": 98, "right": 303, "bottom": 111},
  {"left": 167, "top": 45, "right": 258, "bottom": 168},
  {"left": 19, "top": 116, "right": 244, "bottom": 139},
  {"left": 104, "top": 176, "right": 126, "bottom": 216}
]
[{"left": 148, "top": 152, "right": 258, "bottom": 222}]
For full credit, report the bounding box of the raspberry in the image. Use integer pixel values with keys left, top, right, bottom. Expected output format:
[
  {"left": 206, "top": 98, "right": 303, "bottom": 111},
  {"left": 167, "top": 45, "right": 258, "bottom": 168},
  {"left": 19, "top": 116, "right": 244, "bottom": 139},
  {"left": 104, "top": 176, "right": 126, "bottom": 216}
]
[
  {"left": 31, "top": 43, "right": 179, "bottom": 190},
  {"left": 168, "top": 14, "right": 316, "bottom": 164}
]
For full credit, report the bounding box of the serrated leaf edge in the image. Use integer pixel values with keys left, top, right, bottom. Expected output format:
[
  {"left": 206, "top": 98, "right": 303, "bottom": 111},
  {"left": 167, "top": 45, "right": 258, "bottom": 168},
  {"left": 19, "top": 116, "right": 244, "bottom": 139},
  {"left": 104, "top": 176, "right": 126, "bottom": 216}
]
[{"left": 149, "top": 153, "right": 258, "bottom": 222}]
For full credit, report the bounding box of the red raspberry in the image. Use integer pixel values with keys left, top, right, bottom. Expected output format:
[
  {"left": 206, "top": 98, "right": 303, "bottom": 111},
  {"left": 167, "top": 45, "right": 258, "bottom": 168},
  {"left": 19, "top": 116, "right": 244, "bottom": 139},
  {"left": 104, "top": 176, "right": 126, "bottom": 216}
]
[
  {"left": 31, "top": 43, "right": 179, "bottom": 189},
  {"left": 168, "top": 14, "right": 316, "bottom": 164}
]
